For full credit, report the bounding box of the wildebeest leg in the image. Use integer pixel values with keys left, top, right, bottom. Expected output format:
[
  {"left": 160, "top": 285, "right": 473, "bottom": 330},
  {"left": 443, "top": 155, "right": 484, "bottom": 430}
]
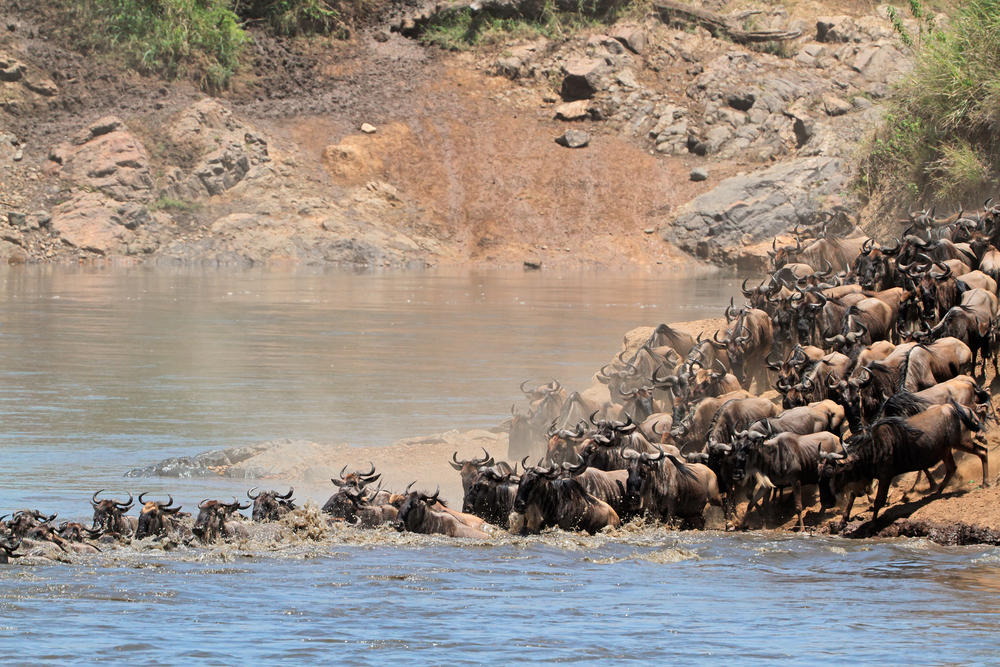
[
  {"left": 954, "top": 439, "right": 991, "bottom": 487},
  {"left": 869, "top": 478, "right": 892, "bottom": 523},
  {"left": 907, "top": 469, "right": 935, "bottom": 494},
  {"left": 739, "top": 484, "right": 768, "bottom": 530},
  {"left": 838, "top": 491, "right": 857, "bottom": 531},
  {"left": 793, "top": 481, "right": 805, "bottom": 532},
  {"left": 932, "top": 450, "right": 959, "bottom": 494}
]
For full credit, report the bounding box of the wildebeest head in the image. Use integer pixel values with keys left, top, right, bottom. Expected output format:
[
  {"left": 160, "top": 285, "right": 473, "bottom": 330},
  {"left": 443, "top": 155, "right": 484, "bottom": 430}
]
[
  {"left": 817, "top": 448, "right": 848, "bottom": 509},
  {"left": 7, "top": 509, "right": 57, "bottom": 539},
  {"left": 621, "top": 446, "right": 667, "bottom": 509},
  {"left": 91, "top": 490, "right": 134, "bottom": 535},
  {"left": 730, "top": 430, "right": 766, "bottom": 482},
  {"left": 511, "top": 460, "right": 561, "bottom": 515},
  {"left": 449, "top": 448, "right": 494, "bottom": 496},
  {"left": 247, "top": 487, "right": 296, "bottom": 523},
  {"left": 546, "top": 420, "right": 588, "bottom": 465},
  {"left": 331, "top": 462, "right": 381, "bottom": 491},
  {"left": 135, "top": 493, "right": 185, "bottom": 539},
  {"left": 57, "top": 521, "right": 103, "bottom": 543},
  {"left": 0, "top": 537, "right": 22, "bottom": 564},
  {"left": 793, "top": 291, "right": 827, "bottom": 346},
  {"left": 394, "top": 487, "right": 441, "bottom": 532},
  {"left": 192, "top": 498, "right": 249, "bottom": 544},
  {"left": 768, "top": 236, "right": 801, "bottom": 269}
]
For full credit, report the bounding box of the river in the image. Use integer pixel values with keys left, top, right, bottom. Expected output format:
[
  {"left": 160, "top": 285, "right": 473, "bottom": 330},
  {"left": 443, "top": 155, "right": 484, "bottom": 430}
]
[{"left": 1, "top": 266, "right": 998, "bottom": 665}]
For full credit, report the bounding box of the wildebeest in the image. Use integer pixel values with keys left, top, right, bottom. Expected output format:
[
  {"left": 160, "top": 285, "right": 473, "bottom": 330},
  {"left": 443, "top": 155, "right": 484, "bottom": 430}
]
[
  {"left": 463, "top": 467, "right": 520, "bottom": 529},
  {"left": 622, "top": 446, "right": 721, "bottom": 527},
  {"left": 670, "top": 390, "right": 753, "bottom": 452},
  {"left": 734, "top": 431, "right": 842, "bottom": 531},
  {"left": 322, "top": 464, "right": 384, "bottom": 514},
  {"left": 0, "top": 537, "right": 22, "bottom": 564},
  {"left": 395, "top": 489, "right": 490, "bottom": 538},
  {"left": 326, "top": 486, "right": 399, "bottom": 527},
  {"left": 135, "top": 494, "right": 189, "bottom": 540},
  {"left": 91, "top": 491, "right": 136, "bottom": 537},
  {"left": 561, "top": 456, "right": 633, "bottom": 521},
  {"left": 449, "top": 449, "right": 496, "bottom": 496},
  {"left": 705, "top": 397, "right": 781, "bottom": 450},
  {"left": 510, "top": 462, "right": 621, "bottom": 534},
  {"left": 192, "top": 498, "right": 251, "bottom": 543},
  {"left": 818, "top": 400, "right": 989, "bottom": 530},
  {"left": 247, "top": 487, "right": 296, "bottom": 523}
]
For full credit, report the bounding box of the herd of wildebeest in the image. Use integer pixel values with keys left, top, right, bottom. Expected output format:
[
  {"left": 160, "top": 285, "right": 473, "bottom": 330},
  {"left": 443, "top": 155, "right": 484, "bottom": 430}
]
[{"left": 4, "top": 206, "right": 1000, "bottom": 560}]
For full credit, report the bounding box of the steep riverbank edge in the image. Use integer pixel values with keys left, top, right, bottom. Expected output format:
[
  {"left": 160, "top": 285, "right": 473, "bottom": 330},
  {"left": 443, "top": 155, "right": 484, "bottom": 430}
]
[
  {"left": 126, "top": 317, "right": 1000, "bottom": 546},
  {"left": 0, "top": 0, "right": 919, "bottom": 269}
]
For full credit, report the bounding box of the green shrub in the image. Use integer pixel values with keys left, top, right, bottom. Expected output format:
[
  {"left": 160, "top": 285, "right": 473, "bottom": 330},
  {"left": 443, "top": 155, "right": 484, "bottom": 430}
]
[
  {"left": 235, "top": 0, "right": 350, "bottom": 37},
  {"left": 420, "top": 1, "right": 602, "bottom": 51},
  {"left": 857, "top": 0, "right": 1000, "bottom": 209},
  {"left": 63, "top": 0, "right": 248, "bottom": 90}
]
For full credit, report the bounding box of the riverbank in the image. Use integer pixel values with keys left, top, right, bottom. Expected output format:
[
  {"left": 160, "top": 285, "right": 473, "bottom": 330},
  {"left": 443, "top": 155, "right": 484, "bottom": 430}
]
[{"left": 0, "top": 0, "right": 917, "bottom": 269}]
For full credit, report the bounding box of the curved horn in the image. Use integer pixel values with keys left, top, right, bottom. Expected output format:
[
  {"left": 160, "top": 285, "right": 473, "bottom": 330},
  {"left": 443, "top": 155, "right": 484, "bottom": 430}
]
[
  {"left": 449, "top": 452, "right": 464, "bottom": 471},
  {"left": 91, "top": 490, "right": 103, "bottom": 507},
  {"left": 247, "top": 487, "right": 260, "bottom": 500},
  {"left": 741, "top": 277, "right": 754, "bottom": 298},
  {"left": 278, "top": 488, "right": 294, "bottom": 500},
  {"left": 198, "top": 499, "right": 211, "bottom": 509}
]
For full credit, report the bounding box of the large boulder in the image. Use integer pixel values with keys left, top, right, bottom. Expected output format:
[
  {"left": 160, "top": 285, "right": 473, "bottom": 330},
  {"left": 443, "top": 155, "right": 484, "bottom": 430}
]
[
  {"left": 160, "top": 99, "right": 271, "bottom": 201},
  {"left": 561, "top": 58, "right": 609, "bottom": 101},
  {"left": 46, "top": 116, "right": 155, "bottom": 202},
  {"left": 663, "top": 157, "right": 856, "bottom": 266},
  {"left": 49, "top": 192, "right": 145, "bottom": 254}
]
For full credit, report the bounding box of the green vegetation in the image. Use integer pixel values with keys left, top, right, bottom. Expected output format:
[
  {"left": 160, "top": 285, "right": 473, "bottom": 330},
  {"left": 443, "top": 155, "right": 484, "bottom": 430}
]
[
  {"left": 151, "top": 197, "right": 202, "bottom": 213},
  {"left": 420, "top": 1, "right": 607, "bottom": 51},
  {"left": 63, "top": 0, "right": 248, "bottom": 90},
  {"left": 59, "top": 0, "right": 359, "bottom": 90},
  {"left": 857, "top": 0, "right": 1000, "bottom": 209}
]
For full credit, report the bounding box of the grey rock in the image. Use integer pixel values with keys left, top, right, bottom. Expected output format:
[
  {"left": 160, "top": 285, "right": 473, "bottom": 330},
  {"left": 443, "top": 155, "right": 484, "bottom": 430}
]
[
  {"left": 824, "top": 96, "right": 853, "bottom": 116},
  {"left": 665, "top": 157, "right": 855, "bottom": 264},
  {"left": 727, "top": 89, "right": 757, "bottom": 111},
  {"left": 561, "top": 58, "right": 608, "bottom": 101},
  {"left": 6, "top": 211, "right": 26, "bottom": 227},
  {"left": 556, "top": 129, "right": 590, "bottom": 148},
  {"left": 690, "top": 167, "right": 709, "bottom": 182},
  {"left": 33, "top": 211, "right": 51, "bottom": 227},
  {"left": 12, "top": 149, "right": 22, "bottom": 161},
  {"left": 611, "top": 27, "right": 647, "bottom": 54}
]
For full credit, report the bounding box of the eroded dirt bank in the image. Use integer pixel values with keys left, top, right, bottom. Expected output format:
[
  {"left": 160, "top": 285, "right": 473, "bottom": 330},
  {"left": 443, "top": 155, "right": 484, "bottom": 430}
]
[{"left": 0, "top": 0, "right": 917, "bottom": 269}]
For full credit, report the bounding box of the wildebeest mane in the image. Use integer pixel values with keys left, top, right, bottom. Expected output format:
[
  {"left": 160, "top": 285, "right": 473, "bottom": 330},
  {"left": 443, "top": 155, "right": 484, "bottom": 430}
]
[{"left": 879, "top": 390, "right": 932, "bottom": 420}]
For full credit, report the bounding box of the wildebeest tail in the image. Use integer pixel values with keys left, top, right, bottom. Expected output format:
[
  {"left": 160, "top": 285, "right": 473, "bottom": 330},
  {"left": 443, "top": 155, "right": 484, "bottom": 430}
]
[
  {"left": 881, "top": 391, "right": 932, "bottom": 418},
  {"left": 950, "top": 397, "right": 984, "bottom": 433},
  {"left": 664, "top": 454, "right": 699, "bottom": 480},
  {"left": 973, "top": 382, "right": 992, "bottom": 406}
]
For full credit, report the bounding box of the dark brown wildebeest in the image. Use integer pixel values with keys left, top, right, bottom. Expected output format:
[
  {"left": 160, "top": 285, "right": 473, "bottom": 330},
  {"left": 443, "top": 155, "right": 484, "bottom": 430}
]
[
  {"left": 768, "top": 231, "right": 869, "bottom": 273},
  {"left": 687, "top": 359, "right": 741, "bottom": 403},
  {"left": 6, "top": 509, "right": 57, "bottom": 539},
  {"left": 622, "top": 446, "right": 721, "bottom": 527},
  {"left": 0, "top": 537, "right": 22, "bottom": 564},
  {"left": 192, "top": 498, "right": 251, "bottom": 544},
  {"left": 561, "top": 456, "right": 633, "bottom": 521},
  {"left": 463, "top": 467, "right": 520, "bottom": 529},
  {"left": 617, "top": 386, "right": 663, "bottom": 423},
  {"left": 818, "top": 400, "right": 989, "bottom": 531},
  {"left": 784, "top": 352, "right": 852, "bottom": 407},
  {"left": 850, "top": 239, "right": 901, "bottom": 291},
  {"left": 135, "top": 494, "right": 189, "bottom": 539},
  {"left": 57, "top": 521, "right": 104, "bottom": 543},
  {"left": 247, "top": 487, "right": 296, "bottom": 523},
  {"left": 322, "top": 463, "right": 384, "bottom": 514},
  {"left": 669, "top": 390, "right": 753, "bottom": 453},
  {"left": 926, "top": 291, "right": 997, "bottom": 376},
  {"left": 714, "top": 307, "right": 774, "bottom": 391},
  {"left": 449, "top": 449, "right": 495, "bottom": 497},
  {"left": 734, "top": 430, "right": 842, "bottom": 531},
  {"left": 91, "top": 491, "right": 136, "bottom": 537},
  {"left": 395, "top": 489, "right": 490, "bottom": 538},
  {"left": 326, "top": 486, "right": 399, "bottom": 527},
  {"left": 509, "top": 462, "right": 621, "bottom": 534}
]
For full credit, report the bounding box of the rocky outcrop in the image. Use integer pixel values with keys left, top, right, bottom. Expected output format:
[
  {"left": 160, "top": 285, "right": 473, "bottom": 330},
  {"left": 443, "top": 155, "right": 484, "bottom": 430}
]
[
  {"left": 664, "top": 157, "right": 856, "bottom": 266},
  {"left": 125, "top": 442, "right": 277, "bottom": 478},
  {"left": 49, "top": 192, "right": 161, "bottom": 255},
  {"left": 46, "top": 116, "right": 154, "bottom": 202},
  {"left": 160, "top": 99, "right": 272, "bottom": 201}
]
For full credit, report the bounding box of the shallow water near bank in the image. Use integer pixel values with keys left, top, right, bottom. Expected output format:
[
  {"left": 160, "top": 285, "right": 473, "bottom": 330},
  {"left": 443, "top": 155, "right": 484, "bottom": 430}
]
[{"left": 1, "top": 265, "right": 999, "bottom": 664}]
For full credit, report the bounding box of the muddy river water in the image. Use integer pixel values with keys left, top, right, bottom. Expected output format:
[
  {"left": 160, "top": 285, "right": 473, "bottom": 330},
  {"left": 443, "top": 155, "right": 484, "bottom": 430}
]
[{"left": 1, "top": 266, "right": 999, "bottom": 664}]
